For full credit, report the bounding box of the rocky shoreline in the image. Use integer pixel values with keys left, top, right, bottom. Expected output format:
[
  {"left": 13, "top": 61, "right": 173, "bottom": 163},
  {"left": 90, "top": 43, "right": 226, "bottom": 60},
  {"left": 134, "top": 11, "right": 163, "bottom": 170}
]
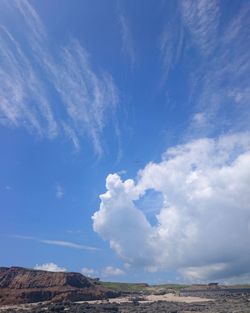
[
  {"left": 1, "top": 291, "right": 250, "bottom": 313},
  {"left": 1, "top": 267, "right": 250, "bottom": 312}
]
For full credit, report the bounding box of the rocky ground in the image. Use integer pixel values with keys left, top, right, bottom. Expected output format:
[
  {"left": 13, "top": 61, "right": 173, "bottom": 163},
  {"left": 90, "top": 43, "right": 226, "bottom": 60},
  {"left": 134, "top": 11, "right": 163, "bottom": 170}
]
[
  {"left": 1, "top": 267, "right": 250, "bottom": 312},
  {"left": 1, "top": 293, "right": 250, "bottom": 312}
]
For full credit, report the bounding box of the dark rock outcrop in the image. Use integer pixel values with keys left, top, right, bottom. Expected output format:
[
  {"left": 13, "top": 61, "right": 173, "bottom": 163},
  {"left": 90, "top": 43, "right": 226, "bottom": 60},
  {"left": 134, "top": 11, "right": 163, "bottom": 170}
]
[{"left": 0, "top": 267, "right": 119, "bottom": 305}]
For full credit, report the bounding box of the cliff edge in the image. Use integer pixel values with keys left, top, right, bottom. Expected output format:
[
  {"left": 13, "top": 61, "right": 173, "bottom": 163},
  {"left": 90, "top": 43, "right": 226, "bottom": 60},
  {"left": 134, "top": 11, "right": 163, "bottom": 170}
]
[{"left": 0, "top": 267, "right": 118, "bottom": 305}]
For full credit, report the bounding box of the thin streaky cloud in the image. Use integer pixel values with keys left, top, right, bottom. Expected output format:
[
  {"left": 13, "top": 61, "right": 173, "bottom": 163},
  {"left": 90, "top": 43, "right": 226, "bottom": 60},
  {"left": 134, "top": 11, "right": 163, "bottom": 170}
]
[
  {"left": 0, "top": 26, "right": 55, "bottom": 137},
  {"left": 160, "top": 0, "right": 250, "bottom": 138},
  {"left": 187, "top": 2, "right": 250, "bottom": 136},
  {"left": 11, "top": 235, "right": 101, "bottom": 251},
  {"left": 179, "top": 0, "right": 220, "bottom": 55},
  {"left": 160, "top": 25, "right": 184, "bottom": 79},
  {"left": 119, "top": 13, "right": 136, "bottom": 70},
  {"left": 0, "top": 0, "right": 119, "bottom": 155},
  {"left": 11, "top": 235, "right": 37, "bottom": 241},
  {"left": 40, "top": 239, "right": 100, "bottom": 251},
  {"left": 159, "top": 3, "right": 184, "bottom": 80},
  {"left": 62, "top": 123, "right": 80, "bottom": 151}
]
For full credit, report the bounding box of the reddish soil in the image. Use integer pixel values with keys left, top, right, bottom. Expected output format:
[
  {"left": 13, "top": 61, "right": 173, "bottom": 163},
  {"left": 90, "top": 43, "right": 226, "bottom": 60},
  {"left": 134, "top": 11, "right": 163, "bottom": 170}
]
[{"left": 0, "top": 267, "right": 118, "bottom": 305}]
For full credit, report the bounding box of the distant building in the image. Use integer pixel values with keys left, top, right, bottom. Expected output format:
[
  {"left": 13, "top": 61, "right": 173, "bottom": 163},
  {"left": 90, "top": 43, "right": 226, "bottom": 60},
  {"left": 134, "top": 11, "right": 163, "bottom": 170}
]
[{"left": 208, "top": 283, "right": 219, "bottom": 288}]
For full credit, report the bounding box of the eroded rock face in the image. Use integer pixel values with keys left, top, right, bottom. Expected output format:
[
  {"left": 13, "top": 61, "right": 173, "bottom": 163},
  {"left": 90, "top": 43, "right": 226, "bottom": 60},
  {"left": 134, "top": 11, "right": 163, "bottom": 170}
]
[
  {"left": 0, "top": 267, "right": 92, "bottom": 289},
  {"left": 0, "top": 267, "right": 118, "bottom": 305}
]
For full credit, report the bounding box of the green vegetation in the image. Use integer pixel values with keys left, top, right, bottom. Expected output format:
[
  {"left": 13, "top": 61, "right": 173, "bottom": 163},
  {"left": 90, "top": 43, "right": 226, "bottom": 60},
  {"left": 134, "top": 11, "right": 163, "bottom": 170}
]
[
  {"left": 228, "top": 284, "right": 250, "bottom": 288},
  {"left": 100, "top": 282, "right": 149, "bottom": 293},
  {"left": 150, "top": 284, "right": 188, "bottom": 291},
  {"left": 101, "top": 282, "right": 187, "bottom": 293}
]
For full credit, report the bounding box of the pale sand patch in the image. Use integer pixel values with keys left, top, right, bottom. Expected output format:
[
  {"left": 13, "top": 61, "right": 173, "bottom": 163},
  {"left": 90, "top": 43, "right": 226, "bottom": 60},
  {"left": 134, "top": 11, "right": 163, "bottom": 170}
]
[
  {"left": 147, "top": 293, "right": 213, "bottom": 303},
  {"left": 77, "top": 293, "right": 213, "bottom": 304},
  {"left": 143, "top": 293, "right": 213, "bottom": 303},
  {"left": 0, "top": 293, "right": 213, "bottom": 310}
]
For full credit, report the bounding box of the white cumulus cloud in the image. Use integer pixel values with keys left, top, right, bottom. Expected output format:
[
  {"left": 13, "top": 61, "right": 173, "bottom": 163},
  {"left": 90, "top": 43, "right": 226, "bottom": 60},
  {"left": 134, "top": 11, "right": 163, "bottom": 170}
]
[
  {"left": 81, "top": 267, "right": 97, "bottom": 277},
  {"left": 102, "top": 266, "right": 125, "bottom": 277},
  {"left": 34, "top": 262, "right": 66, "bottom": 272},
  {"left": 55, "top": 184, "right": 64, "bottom": 199},
  {"left": 93, "top": 132, "right": 250, "bottom": 282}
]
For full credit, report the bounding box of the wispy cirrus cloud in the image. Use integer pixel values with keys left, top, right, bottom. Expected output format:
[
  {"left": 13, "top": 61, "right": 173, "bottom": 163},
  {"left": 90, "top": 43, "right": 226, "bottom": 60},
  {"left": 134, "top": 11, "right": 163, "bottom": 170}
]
[
  {"left": 0, "top": 0, "right": 119, "bottom": 155},
  {"left": 185, "top": 1, "right": 250, "bottom": 136},
  {"left": 119, "top": 12, "right": 136, "bottom": 70},
  {"left": 160, "top": 2, "right": 184, "bottom": 79},
  {"left": 179, "top": 0, "right": 220, "bottom": 55},
  {"left": 160, "top": 0, "right": 250, "bottom": 138},
  {"left": 0, "top": 25, "right": 58, "bottom": 139},
  {"left": 12, "top": 235, "right": 100, "bottom": 251}
]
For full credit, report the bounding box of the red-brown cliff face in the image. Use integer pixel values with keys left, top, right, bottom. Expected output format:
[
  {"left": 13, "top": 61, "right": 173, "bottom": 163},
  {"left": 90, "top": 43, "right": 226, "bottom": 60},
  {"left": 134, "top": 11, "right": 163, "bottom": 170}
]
[{"left": 0, "top": 267, "right": 118, "bottom": 305}]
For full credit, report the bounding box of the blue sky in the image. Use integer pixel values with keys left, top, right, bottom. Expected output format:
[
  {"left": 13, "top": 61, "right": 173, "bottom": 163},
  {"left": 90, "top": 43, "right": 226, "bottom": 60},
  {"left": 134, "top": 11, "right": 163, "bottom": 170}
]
[{"left": 1, "top": 0, "right": 250, "bottom": 284}]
